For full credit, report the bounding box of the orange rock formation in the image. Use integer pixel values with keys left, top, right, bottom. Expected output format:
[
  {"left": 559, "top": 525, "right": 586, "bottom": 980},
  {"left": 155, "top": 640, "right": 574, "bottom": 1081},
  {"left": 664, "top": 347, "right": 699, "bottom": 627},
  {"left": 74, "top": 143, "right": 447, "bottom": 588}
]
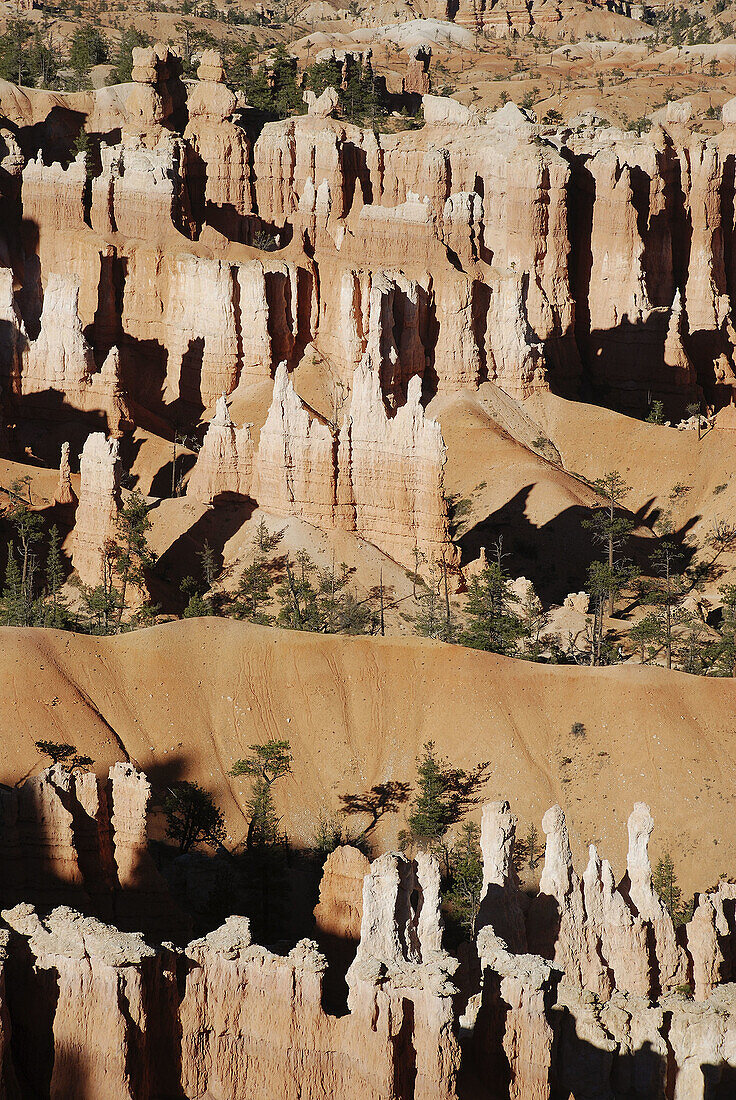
[
  {"left": 71, "top": 432, "right": 121, "bottom": 587},
  {"left": 0, "top": 786, "right": 733, "bottom": 1096}
]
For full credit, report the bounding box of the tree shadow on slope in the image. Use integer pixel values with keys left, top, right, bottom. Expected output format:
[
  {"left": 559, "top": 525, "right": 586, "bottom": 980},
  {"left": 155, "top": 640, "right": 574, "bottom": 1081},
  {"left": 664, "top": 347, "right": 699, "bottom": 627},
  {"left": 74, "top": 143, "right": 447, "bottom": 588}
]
[
  {"left": 10, "top": 391, "right": 109, "bottom": 468},
  {"left": 149, "top": 499, "right": 256, "bottom": 612},
  {"left": 457, "top": 485, "right": 701, "bottom": 607}
]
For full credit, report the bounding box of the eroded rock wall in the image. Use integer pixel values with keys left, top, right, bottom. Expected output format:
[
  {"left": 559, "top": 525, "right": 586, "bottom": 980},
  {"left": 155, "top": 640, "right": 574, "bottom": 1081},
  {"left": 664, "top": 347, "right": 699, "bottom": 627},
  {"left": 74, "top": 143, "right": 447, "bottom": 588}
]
[
  {"left": 0, "top": 764, "right": 184, "bottom": 941},
  {"left": 11, "top": 72, "right": 736, "bottom": 428},
  {"left": 186, "top": 357, "right": 456, "bottom": 567},
  {"left": 0, "top": 792, "right": 735, "bottom": 1097}
]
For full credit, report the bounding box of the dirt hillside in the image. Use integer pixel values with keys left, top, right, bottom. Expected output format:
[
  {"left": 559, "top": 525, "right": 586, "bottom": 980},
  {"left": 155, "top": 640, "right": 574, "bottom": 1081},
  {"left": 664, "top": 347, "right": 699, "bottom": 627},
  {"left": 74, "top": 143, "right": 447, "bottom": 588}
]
[{"left": 5, "top": 617, "right": 736, "bottom": 893}]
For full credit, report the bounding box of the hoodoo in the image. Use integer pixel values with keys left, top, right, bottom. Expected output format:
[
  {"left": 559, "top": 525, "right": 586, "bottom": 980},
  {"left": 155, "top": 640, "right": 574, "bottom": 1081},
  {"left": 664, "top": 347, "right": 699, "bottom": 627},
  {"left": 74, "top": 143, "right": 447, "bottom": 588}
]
[{"left": 2, "top": 13, "right": 736, "bottom": 1096}]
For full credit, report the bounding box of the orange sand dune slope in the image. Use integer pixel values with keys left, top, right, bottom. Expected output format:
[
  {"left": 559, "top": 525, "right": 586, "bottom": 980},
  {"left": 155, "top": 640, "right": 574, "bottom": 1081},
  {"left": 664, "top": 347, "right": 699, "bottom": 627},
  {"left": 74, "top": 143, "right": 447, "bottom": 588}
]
[{"left": 3, "top": 618, "right": 735, "bottom": 892}]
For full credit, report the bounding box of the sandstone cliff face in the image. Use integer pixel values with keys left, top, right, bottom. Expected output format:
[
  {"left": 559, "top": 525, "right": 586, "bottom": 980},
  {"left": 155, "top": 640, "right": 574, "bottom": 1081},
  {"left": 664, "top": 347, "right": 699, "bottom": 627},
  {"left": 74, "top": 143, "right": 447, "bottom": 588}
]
[
  {"left": 314, "top": 845, "right": 370, "bottom": 942},
  {"left": 342, "top": 359, "right": 456, "bottom": 568},
  {"left": 92, "top": 138, "right": 187, "bottom": 242},
  {"left": 252, "top": 362, "right": 338, "bottom": 527},
  {"left": 0, "top": 267, "right": 24, "bottom": 393},
  {"left": 186, "top": 393, "right": 254, "bottom": 504},
  {"left": 22, "top": 153, "right": 87, "bottom": 241},
  {"left": 4, "top": 904, "right": 158, "bottom": 1098},
  {"left": 17, "top": 272, "right": 131, "bottom": 428},
  {"left": 345, "top": 851, "right": 462, "bottom": 1100},
  {"left": 23, "top": 272, "right": 96, "bottom": 398},
  {"left": 184, "top": 51, "right": 252, "bottom": 237},
  {"left": 467, "top": 799, "right": 736, "bottom": 1098},
  {"left": 0, "top": 764, "right": 181, "bottom": 937}
]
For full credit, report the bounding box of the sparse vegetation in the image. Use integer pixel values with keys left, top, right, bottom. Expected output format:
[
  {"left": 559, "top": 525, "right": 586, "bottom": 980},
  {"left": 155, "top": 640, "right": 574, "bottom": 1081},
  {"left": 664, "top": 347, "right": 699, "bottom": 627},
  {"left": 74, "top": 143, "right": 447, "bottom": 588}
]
[
  {"left": 35, "top": 741, "right": 95, "bottom": 769},
  {"left": 653, "top": 851, "right": 694, "bottom": 926},
  {"left": 230, "top": 739, "right": 293, "bottom": 849},
  {"left": 161, "top": 781, "right": 227, "bottom": 853},
  {"left": 400, "top": 741, "right": 489, "bottom": 873}
]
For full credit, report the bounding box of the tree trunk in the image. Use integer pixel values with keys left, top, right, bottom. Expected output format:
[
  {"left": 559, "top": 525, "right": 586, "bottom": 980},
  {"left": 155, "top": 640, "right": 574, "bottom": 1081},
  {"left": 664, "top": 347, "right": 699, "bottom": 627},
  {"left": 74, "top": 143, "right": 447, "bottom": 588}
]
[
  {"left": 443, "top": 558, "right": 450, "bottom": 639},
  {"left": 379, "top": 568, "right": 385, "bottom": 637},
  {"left": 608, "top": 495, "right": 615, "bottom": 617}
]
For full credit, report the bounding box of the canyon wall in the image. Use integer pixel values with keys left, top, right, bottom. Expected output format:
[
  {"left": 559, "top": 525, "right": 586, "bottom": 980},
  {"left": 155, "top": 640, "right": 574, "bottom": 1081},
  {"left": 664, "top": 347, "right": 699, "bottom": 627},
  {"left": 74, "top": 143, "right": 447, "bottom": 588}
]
[
  {"left": 0, "top": 763, "right": 186, "bottom": 940},
  {"left": 186, "top": 358, "right": 455, "bottom": 569},
  {"left": 8, "top": 49, "right": 736, "bottom": 585},
  {"left": 5, "top": 56, "right": 736, "bottom": 438},
  {"left": 0, "top": 774, "right": 735, "bottom": 1097}
]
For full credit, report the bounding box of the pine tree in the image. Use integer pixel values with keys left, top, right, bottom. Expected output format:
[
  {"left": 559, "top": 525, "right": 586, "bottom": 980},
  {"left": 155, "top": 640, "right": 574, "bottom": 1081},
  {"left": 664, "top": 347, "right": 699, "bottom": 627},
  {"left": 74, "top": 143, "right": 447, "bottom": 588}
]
[
  {"left": 517, "top": 585, "right": 549, "bottom": 660},
  {"left": 315, "top": 559, "right": 371, "bottom": 635},
  {"left": 460, "top": 562, "right": 523, "bottom": 654},
  {"left": 707, "top": 583, "right": 736, "bottom": 676},
  {"left": 199, "top": 540, "right": 217, "bottom": 589},
  {"left": 652, "top": 851, "right": 693, "bottom": 926},
  {"left": 628, "top": 612, "right": 663, "bottom": 664},
  {"left": 276, "top": 553, "right": 320, "bottom": 631},
  {"left": 35, "top": 740, "right": 94, "bottom": 770},
  {"left": 112, "top": 491, "right": 155, "bottom": 630},
  {"left": 182, "top": 590, "right": 214, "bottom": 618},
  {"left": 0, "top": 19, "right": 33, "bottom": 85},
  {"left": 68, "top": 23, "right": 107, "bottom": 89},
  {"left": 642, "top": 514, "right": 687, "bottom": 671},
  {"left": 235, "top": 555, "right": 274, "bottom": 623},
  {"left": 445, "top": 822, "right": 484, "bottom": 937},
  {"left": 583, "top": 471, "right": 635, "bottom": 616},
  {"left": 254, "top": 518, "right": 283, "bottom": 553},
  {"left": 229, "top": 740, "right": 292, "bottom": 850},
  {"left": 43, "top": 524, "right": 68, "bottom": 628},
  {"left": 77, "top": 539, "right": 122, "bottom": 635},
  {"left": 161, "top": 781, "right": 226, "bottom": 853},
  {"left": 413, "top": 584, "right": 445, "bottom": 640},
  {"left": 587, "top": 559, "right": 621, "bottom": 665},
  {"left": 401, "top": 742, "right": 489, "bottom": 873},
  {"left": 108, "top": 26, "right": 151, "bottom": 84},
  {"left": 1, "top": 544, "right": 29, "bottom": 626},
  {"left": 6, "top": 482, "right": 43, "bottom": 610}
]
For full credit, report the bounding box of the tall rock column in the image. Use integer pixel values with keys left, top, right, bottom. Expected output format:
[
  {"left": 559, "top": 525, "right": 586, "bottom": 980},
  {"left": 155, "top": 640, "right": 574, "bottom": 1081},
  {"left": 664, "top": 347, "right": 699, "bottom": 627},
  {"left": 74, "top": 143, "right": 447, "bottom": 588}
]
[
  {"left": 184, "top": 50, "right": 252, "bottom": 234},
  {"left": 477, "top": 800, "right": 527, "bottom": 953},
  {"left": 253, "top": 363, "right": 337, "bottom": 526},
  {"left": 581, "top": 844, "right": 651, "bottom": 998},
  {"left": 13, "top": 767, "right": 88, "bottom": 911},
  {"left": 186, "top": 394, "right": 254, "bottom": 504},
  {"left": 71, "top": 433, "right": 122, "bottom": 588},
  {"left": 54, "top": 442, "right": 77, "bottom": 505},
  {"left": 473, "top": 926, "right": 558, "bottom": 1100},
  {"left": 23, "top": 273, "right": 96, "bottom": 401},
  {"left": 526, "top": 805, "right": 596, "bottom": 990},
  {"left": 179, "top": 918, "right": 341, "bottom": 1100},
  {"left": 314, "top": 845, "right": 370, "bottom": 942},
  {"left": 109, "top": 763, "right": 189, "bottom": 940},
  {"left": 346, "top": 852, "right": 461, "bottom": 1100},
  {"left": 0, "top": 266, "right": 24, "bottom": 396},
  {"left": 625, "top": 802, "right": 688, "bottom": 993},
  {"left": 687, "top": 892, "right": 729, "bottom": 1001}
]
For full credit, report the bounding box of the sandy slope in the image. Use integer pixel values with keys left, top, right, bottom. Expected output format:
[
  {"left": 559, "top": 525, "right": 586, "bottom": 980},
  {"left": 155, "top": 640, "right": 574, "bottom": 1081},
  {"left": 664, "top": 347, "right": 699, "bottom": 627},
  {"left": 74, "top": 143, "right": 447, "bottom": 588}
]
[
  {"left": 530, "top": 392, "right": 736, "bottom": 592},
  {"left": 4, "top": 617, "right": 736, "bottom": 893}
]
